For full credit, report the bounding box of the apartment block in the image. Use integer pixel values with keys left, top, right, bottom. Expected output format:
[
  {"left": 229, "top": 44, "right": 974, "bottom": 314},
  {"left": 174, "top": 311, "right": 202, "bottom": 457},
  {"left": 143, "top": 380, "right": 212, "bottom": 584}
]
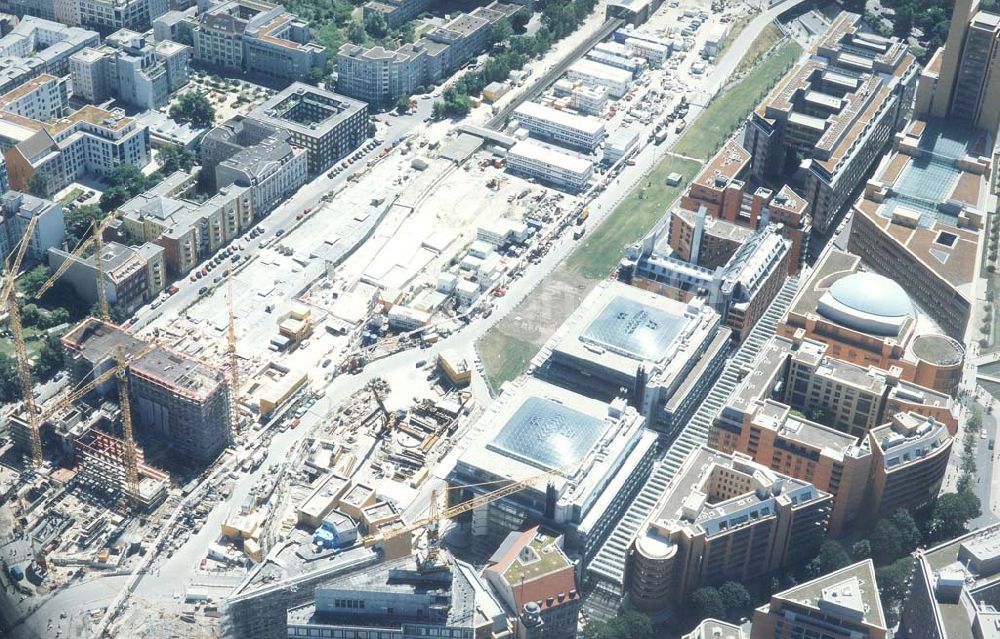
[
  {"left": 848, "top": 116, "right": 988, "bottom": 343},
  {"left": 128, "top": 346, "right": 232, "bottom": 464},
  {"left": 60, "top": 317, "right": 146, "bottom": 392},
  {"left": 505, "top": 141, "right": 593, "bottom": 192},
  {"left": 191, "top": 0, "right": 325, "bottom": 82},
  {"left": 780, "top": 248, "right": 966, "bottom": 395},
  {"left": 248, "top": 83, "right": 367, "bottom": 175},
  {"left": 866, "top": 411, "right": 953, "bottom": 519},
  {"left": 0, "top": 16, "right": 99, "bottom": 94},
  {"left": 362, "top": 0, "right": 430, "bottom": 29},
  {"left": 70, "top": 29, "right": 190, "bottom": 109},
  {"left": 48, "top": 240, "right": 166, "bottom": 314},
  {"left": 0, "top": 74, "right": 70, "bottom": 122},
  {"left": 751, "top": 560, "right": 887, "bottom": 639},
  {"left": 483, "top": 527, "right": 581, "bottom": 639},
  {"left": 915, "top": 0, "right": 1000, "bottom": 134},
  {"left": 60, "top": 324, "right": 225, "bottom": 467},
  {"left": 666, "top": 206, "right": 753, "bottom": 270},
  {"left": 0, "top": 0, "right": 57, "bottom": 21},
  {"left": 201, "top": 116, "right": 307, "bottom": 214},
  {"left": 745, "top": 13, "right": 917, "bottom": 233},
  {"left": 709, "top": 334, "right": 955, "bottom": 533},
  {"left": 336, "top": 42, "right": 442, "bottom": 107},
  {"left": 710, "top": 339, "right": 871, "bottom": 535},
  {"left": 787, "top": 336, "right": 955, "bottom": 435},
  {"left": 900, "top": 524, "right": 1000, "bottom": 639},
  {"left": 512, "top": 101, "right": 606, "bottom": 152},
  {"left": 117, "top": 170, "right": 253, "bottom": 276},
  {"left": 2, "top": 105, "right": 150, "bottom": 196},
  {"left": 680, "top": 140, "right": 812, "bottom": 274},
  {"left": 627, "top": 447, "right": 831, "bottom": 612},
  {"left": 0, "top": 190, "right": 65, "bottom": 262},
  {"left": 623, "top": 220, "right": 791, "bottom": 343},
  {"left": 75, "top": 0, "right": 168, "bottom": 34},
  {"left": 152, "top": 7, "right": 196, "bottom": 44},
  {"left": 684, "top": 620, "right": 744, "bottom": 639},
  {"left": 336, "top": 3, "right": 521, "bottom": 106}
]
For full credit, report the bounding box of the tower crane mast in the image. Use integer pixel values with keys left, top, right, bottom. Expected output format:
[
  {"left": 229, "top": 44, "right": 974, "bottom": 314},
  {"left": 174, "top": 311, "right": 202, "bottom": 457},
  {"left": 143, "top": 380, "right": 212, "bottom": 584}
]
[{"left": 1, "top": 216, "right": 42, "bottom": 465}]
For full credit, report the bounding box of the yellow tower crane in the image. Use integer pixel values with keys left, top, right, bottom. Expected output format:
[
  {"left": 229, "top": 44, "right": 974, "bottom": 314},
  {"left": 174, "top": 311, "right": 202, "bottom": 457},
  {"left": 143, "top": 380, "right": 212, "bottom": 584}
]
[
  {"left": 361, "top": 469, "right": 562, "bottom": 555},
  {"left": 1, "top": 216, "right": 42, "bottom": 465},
  {"left": 114, "top": 347, "right": 141, "bottom": 503},
  {"left": 35, "top": 215, "right": 116, "bottom": 322},
  {"left": 226, "top": 258, "right": 240, "bottom": 436}
]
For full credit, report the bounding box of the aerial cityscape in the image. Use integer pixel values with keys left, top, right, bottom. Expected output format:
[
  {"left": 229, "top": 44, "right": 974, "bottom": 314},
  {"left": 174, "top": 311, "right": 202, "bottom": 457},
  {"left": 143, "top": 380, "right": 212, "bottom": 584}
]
[{"left": 0, "top": 0, "right": 996, "bottom": 637}]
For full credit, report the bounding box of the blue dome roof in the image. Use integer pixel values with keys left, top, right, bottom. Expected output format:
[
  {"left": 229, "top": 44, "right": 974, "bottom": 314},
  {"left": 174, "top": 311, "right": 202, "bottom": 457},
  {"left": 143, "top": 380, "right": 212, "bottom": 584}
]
[{"left": 827, "top": 273, "right": 913, "bottom": 318}]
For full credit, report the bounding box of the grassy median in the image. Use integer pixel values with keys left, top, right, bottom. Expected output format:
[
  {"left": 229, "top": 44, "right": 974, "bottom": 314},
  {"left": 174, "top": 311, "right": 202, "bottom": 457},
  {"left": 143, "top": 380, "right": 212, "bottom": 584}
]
[{"left": 673, "top": 37, "right": 803, "bottom": 160}]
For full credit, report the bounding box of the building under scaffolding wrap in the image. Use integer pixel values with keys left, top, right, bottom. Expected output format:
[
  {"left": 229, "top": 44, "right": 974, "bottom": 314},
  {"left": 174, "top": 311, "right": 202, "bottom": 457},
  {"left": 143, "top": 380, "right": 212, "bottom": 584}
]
[
  {"left": 74, "top": 428, "right": 168, "bottom": 511},
  {"left": 129, "top": 348, "right": 232, "bottom": 465}
]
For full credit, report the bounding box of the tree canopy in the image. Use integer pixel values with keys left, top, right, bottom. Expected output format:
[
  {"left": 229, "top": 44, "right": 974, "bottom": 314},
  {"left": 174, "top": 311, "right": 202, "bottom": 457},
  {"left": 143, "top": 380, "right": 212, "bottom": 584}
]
[
  {"left": 0, "top": 353, "right": 20, "bottom": 404},
  {"left": 18, "top": 265, "right": 52, "bottom": 299},
  {"left": 582, "top": 612, "right": 654, "bottom": 639},
  {"left": 926, "top": 490, "right": 981, "bottom": 543},
  {"left": 99, "top": 165, "right": 160, "bottom": 212},
  {"left": 157, "top": 144, "right": 196, "bottom": 174},
  {"left": 808, "top": 539, "right": 851, "bottom": 577},
  {"left": 170, "top": 92, "right": 216, "bottom": 128},
  {"left": 27, "top": 173, "right": 50, "bottom": 199},
  {"left": 64, "top": 204, "right": 104, "bottom": 247},
  {"left": 691, "top": 587, "right": 726, "bottom": 620}
]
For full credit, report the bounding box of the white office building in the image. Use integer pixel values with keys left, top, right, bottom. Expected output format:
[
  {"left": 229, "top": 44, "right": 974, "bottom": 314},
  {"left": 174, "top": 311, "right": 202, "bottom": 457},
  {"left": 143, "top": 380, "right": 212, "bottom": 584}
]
[
  {"left": 0, "top": 191, "right": 65, "bottom": 262},
  {"left": 513, "top": 101, "right": 606, "bottom": 152},
  {"left": 506, "top": 141, "right": 593, "bottom": 192},
  {"left": 566, "top": 58, "right": 632, "bottom": 98},
  {"left": 625, "top": 37, "right": 669, "bottom": 66}
]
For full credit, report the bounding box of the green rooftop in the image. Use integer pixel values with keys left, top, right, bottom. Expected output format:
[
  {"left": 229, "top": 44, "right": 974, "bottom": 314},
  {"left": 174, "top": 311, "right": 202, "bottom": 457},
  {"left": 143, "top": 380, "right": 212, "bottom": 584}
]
[{"left": 502, "top": 537, "right": 571, "bottom": 584}]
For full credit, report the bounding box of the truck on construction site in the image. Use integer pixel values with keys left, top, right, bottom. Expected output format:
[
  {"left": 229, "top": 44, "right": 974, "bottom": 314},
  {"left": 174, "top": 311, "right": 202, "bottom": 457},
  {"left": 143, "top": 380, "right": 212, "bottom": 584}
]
[
  {"left": 573, "top": 227, "right": 586, "bottom": 240},
  {"left": 577, "top": 209, "right": 589, "bottom": 225},
  {"left": 248, "top": 450, "right": 266, "bottom": 472},
  {"left": 654, "top": 129, "right": 668, "bottom": 144}
]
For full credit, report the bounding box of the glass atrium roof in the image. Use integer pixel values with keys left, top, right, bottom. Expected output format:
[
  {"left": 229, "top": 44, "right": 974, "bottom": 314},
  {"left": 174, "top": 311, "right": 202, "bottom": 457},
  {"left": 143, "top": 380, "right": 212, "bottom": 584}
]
[
  {"left": 579, "top": 296, "right": 685, "bottom": 360},
  {"left": 487, "top": 397, "right": 606, "bottom": 472},
  {"left": 882, "top": 118, "right": 976, "bottom": 227}
]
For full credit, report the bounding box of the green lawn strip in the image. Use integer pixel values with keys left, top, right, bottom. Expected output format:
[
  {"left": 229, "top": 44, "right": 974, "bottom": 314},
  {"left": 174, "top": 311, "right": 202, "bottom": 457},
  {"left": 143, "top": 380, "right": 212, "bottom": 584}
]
[
  {"left": 734, "top": 22, "right": 783, "bottom": 76},
  {"left": 566, "top": 157, "right": 701, "bottom": 280},
  {"left": 59, "top": 188, "right": 83, "bottom": 204},
  {"left": 480, "top": 331, "right": 539, "bottom": 391},
  {"left": 674, "top": 38, "right": 803, "bottom": 160},
  {"left": 0, "top": 325, "right": 45, "bottom": 359}
]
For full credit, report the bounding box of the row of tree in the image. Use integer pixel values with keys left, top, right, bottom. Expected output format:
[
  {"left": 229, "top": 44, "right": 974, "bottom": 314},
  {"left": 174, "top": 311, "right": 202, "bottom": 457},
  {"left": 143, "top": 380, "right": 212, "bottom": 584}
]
[
  {"left": 844, "top": 0, "right": 1000, "bottom": 61},
  {"left": 432, "top": 0, "right": 594, "bottom": 119}
]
